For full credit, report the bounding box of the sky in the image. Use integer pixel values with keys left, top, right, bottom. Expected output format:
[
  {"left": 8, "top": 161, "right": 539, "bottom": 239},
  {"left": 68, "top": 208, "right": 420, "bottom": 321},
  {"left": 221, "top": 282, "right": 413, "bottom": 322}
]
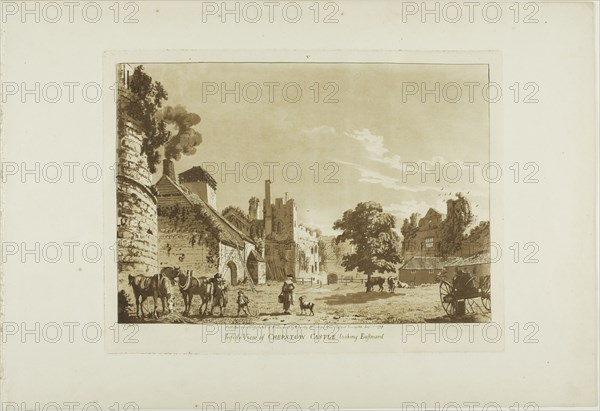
[{"left": 142, "top": 62, "right": 490, "bottom": 236}]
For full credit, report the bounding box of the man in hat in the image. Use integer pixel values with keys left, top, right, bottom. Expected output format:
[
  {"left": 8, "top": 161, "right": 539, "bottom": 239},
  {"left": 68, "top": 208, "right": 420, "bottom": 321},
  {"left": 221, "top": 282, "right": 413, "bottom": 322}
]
[
  {"left": 237, "top": 289, "right": 251, "bottom": 317},
  {"left": 280, "top": 274, "right": 295, "bottom": 314},
  {"left": 210, "top": 272, "right": 228, "bottom": 317}
]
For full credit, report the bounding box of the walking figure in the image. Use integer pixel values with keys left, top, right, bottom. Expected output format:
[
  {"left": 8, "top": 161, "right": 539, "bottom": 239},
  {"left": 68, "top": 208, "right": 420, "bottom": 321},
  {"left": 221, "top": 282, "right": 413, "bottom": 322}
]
[
  {"left": 279, "top": 274, "right": 295, "bottom": 314},
  {"left": 237, "top": 290, "right": 251, "bottom": 316}
]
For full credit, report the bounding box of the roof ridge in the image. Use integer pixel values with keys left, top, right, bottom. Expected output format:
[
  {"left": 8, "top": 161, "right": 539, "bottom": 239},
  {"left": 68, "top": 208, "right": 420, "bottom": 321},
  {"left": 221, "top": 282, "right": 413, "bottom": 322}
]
[{"left": 156, "top": 176, "right": 255, "bottom": 247}]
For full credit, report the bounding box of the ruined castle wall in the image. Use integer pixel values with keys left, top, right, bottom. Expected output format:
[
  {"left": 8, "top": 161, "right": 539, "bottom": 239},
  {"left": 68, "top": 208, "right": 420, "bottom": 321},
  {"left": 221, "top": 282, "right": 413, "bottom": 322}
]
[
  {"left": 270, "top": 199, "right": 296, "bottom": 242},
  {"left": 117, "top": 123, "right": 158, "bottom": 292},
  {"left": 264, "top": 241, "right": 296, "bottom": 280}
]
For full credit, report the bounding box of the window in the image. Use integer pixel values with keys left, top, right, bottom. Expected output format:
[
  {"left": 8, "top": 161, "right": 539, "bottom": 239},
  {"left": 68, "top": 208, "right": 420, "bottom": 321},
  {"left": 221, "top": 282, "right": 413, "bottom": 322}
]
[{"left": 425, "top": 237, "right": 434, "bottom": 249}]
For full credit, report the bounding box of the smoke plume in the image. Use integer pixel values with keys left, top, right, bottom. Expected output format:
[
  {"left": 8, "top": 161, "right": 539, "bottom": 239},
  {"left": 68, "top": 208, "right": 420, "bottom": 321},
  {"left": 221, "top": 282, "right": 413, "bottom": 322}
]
[{"left": 157, "top": 105, "right": 202, "bottom": 161}]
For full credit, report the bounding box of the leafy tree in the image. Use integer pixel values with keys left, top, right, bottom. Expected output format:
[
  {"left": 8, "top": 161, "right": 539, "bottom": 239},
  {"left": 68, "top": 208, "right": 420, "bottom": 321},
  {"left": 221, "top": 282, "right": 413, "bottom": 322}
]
[
  {"left": 317, "top": 238, "right": 328, "bottom": 270},
  {"left": 467, "top": 220, "right": 490, "bottom": 238},
  {"left": 440, "top": 193, "right": 474, "bottom": 256},
  {"left": 333, "top": 202, "right": 401, "bottom": 290},
  {"left": 400, "top": 212, "right": 420, "bottom": 256},
  {"left": 118, "top": 65, "right": 170, "bottom": 173}
]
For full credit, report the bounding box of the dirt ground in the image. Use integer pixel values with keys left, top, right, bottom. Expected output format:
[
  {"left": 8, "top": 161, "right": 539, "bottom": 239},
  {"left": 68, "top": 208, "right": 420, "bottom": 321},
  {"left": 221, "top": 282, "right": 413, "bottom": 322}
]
[{"left": 128, "top": 280, "right": 491, "bottom": 324}]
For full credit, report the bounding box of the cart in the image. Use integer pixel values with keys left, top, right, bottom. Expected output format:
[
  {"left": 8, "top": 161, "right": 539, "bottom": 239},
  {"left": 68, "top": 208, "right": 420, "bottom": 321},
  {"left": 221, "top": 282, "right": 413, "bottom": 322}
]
[{"left": 439, "top": 272, "right": 491, "bottom": 316}]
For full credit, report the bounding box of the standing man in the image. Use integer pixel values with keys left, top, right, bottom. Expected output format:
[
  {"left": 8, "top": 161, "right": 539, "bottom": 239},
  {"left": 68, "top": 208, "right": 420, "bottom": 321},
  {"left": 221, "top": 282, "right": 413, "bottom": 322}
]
[
  {"left": 210, "top": 272, "right": 228, "bottom": 317},
  {"left": 280, "top": 274, "right": 295, "bottom": 314}
]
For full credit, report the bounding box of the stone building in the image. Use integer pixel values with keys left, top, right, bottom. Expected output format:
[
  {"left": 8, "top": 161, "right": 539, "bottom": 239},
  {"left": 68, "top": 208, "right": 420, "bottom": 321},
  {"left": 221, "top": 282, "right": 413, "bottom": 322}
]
[
  {"left": 222, "top": 180, "right": 320, "bottom": 281},
  {"left": 116, "top": 64, "right": 158, "bottom": 288},
  {"left": 155, "top": 160, "right": 266, "bottom": 285},
  {"left": 398, "top": 256, "right": 447, "bottom": 286},
  {"left": 402, "top": 202, "right": 490, "bottom": 261},
  {"left": 402, "top": 208, "right": 444, "bottom": 261}
]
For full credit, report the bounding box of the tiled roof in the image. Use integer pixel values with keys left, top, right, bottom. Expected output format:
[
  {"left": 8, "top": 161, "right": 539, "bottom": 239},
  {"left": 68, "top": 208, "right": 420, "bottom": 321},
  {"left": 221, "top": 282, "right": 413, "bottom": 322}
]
[
  {"left": 444, "top": 252, "right": 491, "bottom": 267},
  {"left": 400, "top": 256, "right": 449, "bottom": 270},
  {"left": 178, "top": 166, "right": 217, "bottom": 190},
  {"left": 156, "top": 176, "right": 254, "bottom": 248},
  {"left": 401, "top": 253, "right": 491, "bottom": 271}
]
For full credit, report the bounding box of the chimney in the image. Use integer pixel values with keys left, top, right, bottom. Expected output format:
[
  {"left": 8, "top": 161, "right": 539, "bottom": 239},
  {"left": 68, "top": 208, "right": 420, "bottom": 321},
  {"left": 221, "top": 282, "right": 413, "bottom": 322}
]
[
  {"left": 163, "top": 159, "right": 175, "bottom": 181},
  {"left": 264, "top": 180, "right": 272, "bottom": 235},
  {"left": 249, "top": 197, "right": 259, "bottom": 221},
  {"left": 179, "top": 166, "right": 218, "bottom": 210},
  {"left": 285, "top": 192, "right": 288, "bottom": 202}
]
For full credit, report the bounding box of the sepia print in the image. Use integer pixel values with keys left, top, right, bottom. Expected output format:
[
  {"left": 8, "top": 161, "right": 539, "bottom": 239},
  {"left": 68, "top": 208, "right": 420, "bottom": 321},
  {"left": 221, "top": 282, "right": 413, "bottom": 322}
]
[{"left": 116, "top": 61, "right": 492, "bottom": 325}]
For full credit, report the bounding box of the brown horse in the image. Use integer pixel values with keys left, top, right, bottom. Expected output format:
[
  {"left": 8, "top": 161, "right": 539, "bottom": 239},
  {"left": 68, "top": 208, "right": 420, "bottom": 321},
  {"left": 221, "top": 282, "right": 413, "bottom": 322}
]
[
  {"left": 128, "top": 273, "right": 174, "bottom": 319},
  {"left": 176, "top": 270, "right": 212, "bottom": 316},
  {"left": 160, "top": 266, "right": 182, "bottom": 285}
]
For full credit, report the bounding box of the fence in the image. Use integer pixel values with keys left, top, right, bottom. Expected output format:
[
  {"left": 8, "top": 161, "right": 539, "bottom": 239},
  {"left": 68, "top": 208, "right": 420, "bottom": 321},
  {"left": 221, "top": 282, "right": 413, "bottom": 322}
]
[{"left": 294, "top": 276, "right": 367, "bottom": 285}]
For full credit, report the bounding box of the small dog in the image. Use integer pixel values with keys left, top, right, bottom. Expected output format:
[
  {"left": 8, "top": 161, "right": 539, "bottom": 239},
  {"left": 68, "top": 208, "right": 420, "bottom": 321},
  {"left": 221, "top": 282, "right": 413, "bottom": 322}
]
[
  {"left": 298, "top": 296, "right": 315, "bottom": 315},
  {"left": 237, "top": 290, "right": 250, "bottom": 316}
]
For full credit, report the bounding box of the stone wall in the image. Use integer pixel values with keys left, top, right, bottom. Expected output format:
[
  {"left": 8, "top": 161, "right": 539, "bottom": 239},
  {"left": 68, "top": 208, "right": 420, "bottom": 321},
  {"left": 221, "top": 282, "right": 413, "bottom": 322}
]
[
  {"left": 264, "top": 241, "right": 296, "bottom": 280},
  {"left": 156, "top": 199, "right": 220, "bottom": 278},
  {"left": 117, "top": 122, "right": 158, "bottom": 294},
  {"left": 218, "top": 242, "right": 246, "bottom": 285},
  {"left": 296, "top": 225, "right": 319, "bottom": 278}
]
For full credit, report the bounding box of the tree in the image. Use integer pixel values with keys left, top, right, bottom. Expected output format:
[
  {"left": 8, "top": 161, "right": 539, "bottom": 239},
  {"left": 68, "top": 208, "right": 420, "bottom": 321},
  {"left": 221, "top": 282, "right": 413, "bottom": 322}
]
[
  {"left": 118, "top": 65, "right": 170, "bottom": 173},
  {"left": 440, "top": 193, "right": 474, "bottom": 256},
  {"left": 400, "top": 212, "right": 420, "bottom": 256},
  {"left": 317, "top": 238, "right": 328, "bottom": 270},
  {"left": 333, "top": 202, "right": 401, "bottom": 290}
]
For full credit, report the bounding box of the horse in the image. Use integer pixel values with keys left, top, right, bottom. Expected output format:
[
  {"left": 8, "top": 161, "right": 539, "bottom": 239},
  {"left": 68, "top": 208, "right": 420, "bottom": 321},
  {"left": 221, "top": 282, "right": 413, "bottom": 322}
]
[
  {"left": 128, "top": 273, "right": 174, "bottom": 319},
  {"left": 366, "top": 276, "right": 386, "bottom": 292},
  {"left": 176, "top": 270, "right": 212, "bottom": 316},
  {"left": 160, "top": 266, "right": 182, "bottom": 285},
  {"left": 387, "top": 276, "right": 397, "bottom": 293}
]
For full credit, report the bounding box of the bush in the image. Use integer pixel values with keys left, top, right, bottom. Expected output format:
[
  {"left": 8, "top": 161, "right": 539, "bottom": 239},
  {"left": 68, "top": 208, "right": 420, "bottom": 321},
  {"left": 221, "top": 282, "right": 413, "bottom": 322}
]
[{"left": 118, "top": 290, "right": 135, "bottom": 323}]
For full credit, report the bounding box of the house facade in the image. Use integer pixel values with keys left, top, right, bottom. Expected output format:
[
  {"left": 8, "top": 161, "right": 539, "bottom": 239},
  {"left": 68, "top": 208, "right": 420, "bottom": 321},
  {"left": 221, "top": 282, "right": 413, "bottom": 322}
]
[
  {"left": 402, "top": 201, "right": 491, "bottom": 261},
  {"left": 402, "top": 208, "right": 444, "bottom": 261},
  {"left": 155, "top": 160, "right": 266, "bottom": 285}
]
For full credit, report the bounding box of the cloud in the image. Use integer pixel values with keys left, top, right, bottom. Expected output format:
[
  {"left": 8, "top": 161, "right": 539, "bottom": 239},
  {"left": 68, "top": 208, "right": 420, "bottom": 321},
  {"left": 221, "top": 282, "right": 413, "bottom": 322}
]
[
  {"left": 338, "top": 161, "right": 438, "bottom": 193},
  {"left": 300, "top": 125, "right": 337, "bottom": 139},
  {"left": 344, "top": 129, "right": 404, "bottom": 170}
]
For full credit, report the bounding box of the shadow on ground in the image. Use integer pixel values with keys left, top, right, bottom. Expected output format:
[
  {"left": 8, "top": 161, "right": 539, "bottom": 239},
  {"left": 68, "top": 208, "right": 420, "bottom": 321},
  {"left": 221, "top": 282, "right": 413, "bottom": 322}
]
[{"left": 316, "top": 291, "right": 403, "bottom": 306}]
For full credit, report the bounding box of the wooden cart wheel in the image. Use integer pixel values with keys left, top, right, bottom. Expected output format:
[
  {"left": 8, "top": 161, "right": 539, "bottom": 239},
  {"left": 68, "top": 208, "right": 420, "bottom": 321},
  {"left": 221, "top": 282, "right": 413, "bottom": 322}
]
[
  {"left": 439, "top": 281, "right": 457, "bottom": 316},
  {"left": 480, "top": 275, "right": 491, "bottom": 312}
]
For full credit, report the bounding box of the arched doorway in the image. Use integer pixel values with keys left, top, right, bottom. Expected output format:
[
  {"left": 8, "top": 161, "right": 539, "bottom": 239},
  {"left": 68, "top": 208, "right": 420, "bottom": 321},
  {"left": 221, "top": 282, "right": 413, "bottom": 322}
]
[{"left": 227, "top": 261, "right": 238, "bottom": 286}]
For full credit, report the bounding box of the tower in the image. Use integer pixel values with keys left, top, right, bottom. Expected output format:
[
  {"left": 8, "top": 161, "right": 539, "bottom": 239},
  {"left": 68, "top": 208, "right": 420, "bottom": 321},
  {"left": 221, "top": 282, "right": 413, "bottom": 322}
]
[
  {"left": 264, "top": 180, "right": 272, "bottom": 235},
  {"left": 249, "top": 197, "right": 259, "bottom": 221},
  {"left": 116, "top": 64, "right": 159, "bottom": 277}
]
